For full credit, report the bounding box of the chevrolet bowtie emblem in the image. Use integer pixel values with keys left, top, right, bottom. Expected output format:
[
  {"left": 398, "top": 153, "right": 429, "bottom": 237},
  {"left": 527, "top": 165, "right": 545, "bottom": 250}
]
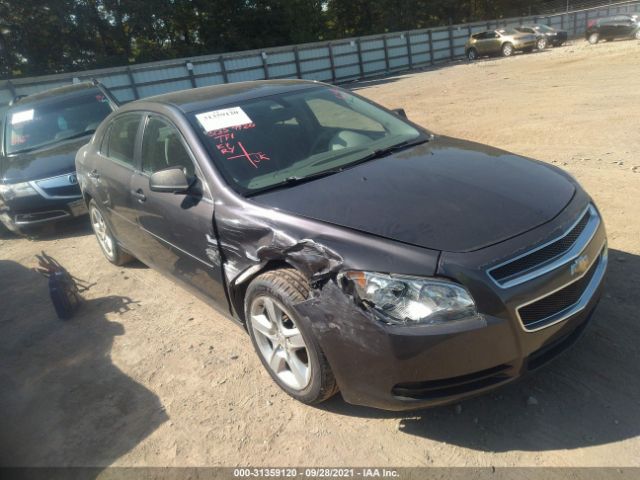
[{"left": 570, "top": 254, "right": 589, "bottom": 276}]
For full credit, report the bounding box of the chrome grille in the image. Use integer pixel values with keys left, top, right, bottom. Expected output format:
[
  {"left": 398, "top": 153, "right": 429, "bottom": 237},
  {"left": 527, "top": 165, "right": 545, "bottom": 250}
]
[
  {"left": 31, "top": 174, "right": 82, "bottom": 199},
  {"left": 517, "top": 245, "right": 607, "bottom": 332},
  {"left": 489, "top": 205, "right": 599, "bottom": 288}
]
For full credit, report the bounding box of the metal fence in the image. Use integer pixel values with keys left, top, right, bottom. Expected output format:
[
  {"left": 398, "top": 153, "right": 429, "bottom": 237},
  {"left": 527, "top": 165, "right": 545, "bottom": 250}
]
[{"left": 1, "top": 0, "right": 639, "bottom": 115}]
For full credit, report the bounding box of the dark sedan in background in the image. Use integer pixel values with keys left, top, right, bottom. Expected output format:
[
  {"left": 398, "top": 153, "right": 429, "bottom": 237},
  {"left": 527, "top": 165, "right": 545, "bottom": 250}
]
[
  {"left": 515, "top": 24, "right": 568, "bottom": 48},
  {"left": 586, "top": 14, "right": 640, "bottom": 43},
  {"left": 76, "top": 80, "right": 607, "bottom": 410},
  {"left": 0, "top": 81, "right": 117, "bottom": 235}
]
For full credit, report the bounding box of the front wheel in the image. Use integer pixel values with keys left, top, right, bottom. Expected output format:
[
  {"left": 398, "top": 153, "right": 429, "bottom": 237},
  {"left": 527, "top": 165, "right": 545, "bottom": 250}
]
[
  {"left": 588, "top": 32, "right": 599, "bottom": 44},
  {"left": 245, "top": 268, "right": 338, "bottom": 405},
  {"left": 467, "top": 48, "right": 478, "bottom": 61},
  {"left": 89, "top": 200, "right": 133, "bottom": 266},
  {"left": 502, "top": 42, "right": 514, "bottom": 57}
]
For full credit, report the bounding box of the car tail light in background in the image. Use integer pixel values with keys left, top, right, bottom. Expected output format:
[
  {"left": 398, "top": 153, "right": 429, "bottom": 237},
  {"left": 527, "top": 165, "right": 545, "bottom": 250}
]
[{"left": 587, "top": 20, "right": 596, "bottom": 28}]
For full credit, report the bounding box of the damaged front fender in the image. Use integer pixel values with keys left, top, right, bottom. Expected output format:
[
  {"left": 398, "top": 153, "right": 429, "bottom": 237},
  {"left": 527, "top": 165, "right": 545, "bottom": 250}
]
[{"left": 213, "top": 202, "right": 440, "bottom": 322}]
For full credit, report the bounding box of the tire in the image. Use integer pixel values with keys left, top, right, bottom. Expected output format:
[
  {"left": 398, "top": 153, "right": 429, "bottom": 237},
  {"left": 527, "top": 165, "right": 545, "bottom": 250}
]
[
  {"left": 245, "top": 268, "right": 338, "bottom": 405},
  {"left": 588, "top": 32, "right": 599, "bottom": 44},
  {"left": 88, "top": 199, "right": 133, "bottom": 266},
  {"left": 0, "top": 219, "right": 13, "bottom": 238},
  {"left": 0, "top": 214, "right": 22, "bottom": 237},
  {"left": 467, "top": 48, "right": 478, "bottom": 61},
  {"left": 537, "top": 38, "right": 547, "bottom": 50},
  {"left": 502, "top": 42, "right": 514, "bottom": 57},
  {"left": 635, "top": 30, "right": 640, "bottom": 40}
]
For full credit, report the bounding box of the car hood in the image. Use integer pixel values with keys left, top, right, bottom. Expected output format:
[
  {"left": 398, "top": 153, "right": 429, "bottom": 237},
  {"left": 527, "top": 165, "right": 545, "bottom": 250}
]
[
  {"left": 251, "top": 136, "right": 576, "bottom": 253},
  {"left": 1, "top": 136, "right": 90, "bottom": 184}
]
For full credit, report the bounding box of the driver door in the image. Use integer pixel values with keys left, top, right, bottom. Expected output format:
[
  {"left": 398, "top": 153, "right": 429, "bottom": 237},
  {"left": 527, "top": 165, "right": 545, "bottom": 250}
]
[{"left": 129, "top": 114, "right": 228, "bottom": 309}]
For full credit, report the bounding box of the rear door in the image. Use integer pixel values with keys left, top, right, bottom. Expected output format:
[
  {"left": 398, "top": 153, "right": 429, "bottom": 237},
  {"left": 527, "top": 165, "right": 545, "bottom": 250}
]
[
  {"left": 128, "top": 114, "right": 228, "bottom": 308},
  {"left": 481, "top": 31, "right": 501, "bottom": 54},
  {"left": 93, "top": 113, "right": 143, "bottom": 249},
  {"left": 598, "top": 18, "right": 616, "bottom": 37}
]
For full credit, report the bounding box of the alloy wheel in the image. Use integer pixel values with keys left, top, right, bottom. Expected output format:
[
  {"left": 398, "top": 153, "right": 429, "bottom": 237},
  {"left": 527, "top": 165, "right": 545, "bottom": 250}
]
[
  {"left": 250, "top": 295, "right": 311, "bottom": 391},
  {"left": 90, "top": 206, "right": 114, "bottom": 259}
]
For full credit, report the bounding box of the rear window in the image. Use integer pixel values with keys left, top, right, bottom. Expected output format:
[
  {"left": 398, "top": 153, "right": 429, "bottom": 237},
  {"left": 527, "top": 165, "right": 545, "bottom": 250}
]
[
  {"left": 103, "top": 114, "right": 141, "bottom": 167},
  {"left": 4, "top": 89, "right": 113, "bottom": 155}
]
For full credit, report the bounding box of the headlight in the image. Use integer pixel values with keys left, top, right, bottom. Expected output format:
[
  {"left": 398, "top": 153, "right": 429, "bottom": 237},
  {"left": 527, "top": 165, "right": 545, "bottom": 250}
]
[
  {"left": 0, "top": 182, "right": 38, "bottom": 200},
  {"left": 342, "top": 271, "right": 481, "bottom": 326}
]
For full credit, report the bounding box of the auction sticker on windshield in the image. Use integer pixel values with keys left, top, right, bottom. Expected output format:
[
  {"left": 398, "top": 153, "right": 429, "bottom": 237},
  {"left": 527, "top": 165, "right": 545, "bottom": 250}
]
[
  {"left": 11, "top": 109, "right": 34, "bottom": 125},
  {"left": 196, "top": 107, "right": 253, "bottom": 132}
]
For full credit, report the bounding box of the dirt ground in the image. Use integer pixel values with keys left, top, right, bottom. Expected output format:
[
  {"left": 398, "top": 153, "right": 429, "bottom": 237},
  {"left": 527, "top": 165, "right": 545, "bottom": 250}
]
[{"left": 1, "top": 38, "right": 639, "bottom": 468}]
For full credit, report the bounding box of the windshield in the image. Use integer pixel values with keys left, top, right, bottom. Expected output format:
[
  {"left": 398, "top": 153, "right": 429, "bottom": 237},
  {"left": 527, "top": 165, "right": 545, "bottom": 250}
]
[
  {"left": 188, "top": 86, "right": 423, "bottom": 195},
  {"left": 4, "top": 88, "right": 113, "bottom": 155}
]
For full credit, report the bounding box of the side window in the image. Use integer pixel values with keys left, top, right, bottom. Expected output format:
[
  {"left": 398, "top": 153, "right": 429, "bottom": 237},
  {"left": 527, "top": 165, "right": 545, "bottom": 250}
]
[
  {"left": 141, "top": 117, "right": 195, "bottom": 177},
  {"left": 306, "top": 98, "right": 385, "bottom": 132},
  {"left": 105, "top": 114, "right": 141, "bottom": 167}
]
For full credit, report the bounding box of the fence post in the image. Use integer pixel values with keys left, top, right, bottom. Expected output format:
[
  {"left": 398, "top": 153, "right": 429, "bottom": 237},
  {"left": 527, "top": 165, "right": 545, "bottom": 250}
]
[
  {"left": 328, "top": 42, "right": 336, "bottom": 83},
  {"left": 293, "top": 47, "right": 302, "bottom": 79},
  {"left": 405, "top": 32, "right": 413, "bottom": 70},
  {"left": 219, "top": 56, "right": 228, "bottom": 84},
  {"left": 382, "top": 35, "right": 390, "bottom": 72},
  {"left": 573, "top": 12, "right": 578, "bottom": 37},
  {"left": 260, "top": 52, "right": 269, "bottom": 80},
  {"left": 185, "top": 61, "right": 196, "bottom": 88},
  {"left": 448, "top": 25, "right": 454, "bottom": 60},
  {"left": 125, "top": 66, "right": 139, "bottom": 99},
  {"left": 428, "top": 29, "right": 434, "bottom": 65},
  {"left": 356, "top": 39, "right": 364, "bottom": 79}
]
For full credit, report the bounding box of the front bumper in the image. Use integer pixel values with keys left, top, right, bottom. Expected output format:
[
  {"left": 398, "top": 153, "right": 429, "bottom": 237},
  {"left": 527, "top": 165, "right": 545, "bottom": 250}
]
[
  {"left": 0, "top": 177, "right": 86, "bottom": 230},
  {"left": 295, "top": 198, "right": 607, "bottom": 411}
]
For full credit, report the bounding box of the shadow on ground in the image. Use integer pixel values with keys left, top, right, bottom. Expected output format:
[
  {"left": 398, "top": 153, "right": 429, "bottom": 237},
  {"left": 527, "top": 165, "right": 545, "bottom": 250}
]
[
  {"left": 0, "top": 259, "right": 167, "bottom": 466},
  {"left": 320, "top": 248, "right": 640, "bottom": 453}
]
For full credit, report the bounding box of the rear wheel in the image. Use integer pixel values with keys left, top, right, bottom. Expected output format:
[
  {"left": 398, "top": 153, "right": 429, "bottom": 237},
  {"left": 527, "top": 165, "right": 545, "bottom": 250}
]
[
  {"left": 502, "top": 42, "right": 514, "bottom": 57},
  {"left": 89, "top": 200, "right": 133, "bottom": 266},
  {"left": 588, "top": 32, "right": 599, "bottom": 44},
  {"left": 537, "top": 38, "right": 547, "bottom": 50},
  {"left": 467, "top": 48, "right": 478, "bottom": 61},
  {"left": 245, "top": 268, "right": 338, "bottom": 405},
  {"left": 635, "top": 30, "right": 640, "bottom": 40}
]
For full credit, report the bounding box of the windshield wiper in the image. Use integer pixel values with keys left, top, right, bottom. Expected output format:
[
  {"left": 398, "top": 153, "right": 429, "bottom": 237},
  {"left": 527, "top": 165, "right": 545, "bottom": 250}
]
[
  {"left": 7, "top": 130, "right": 96, "bottom": 156},
  {"left": 246, "top": 168, "right": 343, "bottom": 196},
  {"left": 57, "top": 130, "right": 96, "bottom": 142},
  {"left": 245, "top": 136, "right": 430, "bottom": 197},
  {"left": 347, "top": 137, "right": 430, "bottom": 167}
]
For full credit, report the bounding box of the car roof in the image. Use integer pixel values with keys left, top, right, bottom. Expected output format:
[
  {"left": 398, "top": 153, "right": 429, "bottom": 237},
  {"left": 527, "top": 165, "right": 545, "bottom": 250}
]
[
  {"left": 132, "top": 79, "right": 322, "bottom": 114},
  {"left": 12, "top": 82, "right": 98, "bottom": 108}
]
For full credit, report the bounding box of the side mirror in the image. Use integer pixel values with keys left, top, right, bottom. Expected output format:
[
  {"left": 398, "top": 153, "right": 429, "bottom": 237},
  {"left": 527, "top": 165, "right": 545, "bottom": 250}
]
[
  {"left": 149, "top": 167, "right": 190, "bottom": 193},
  {"left": 392, "top": 108, "right": 408, "bottom": 119}
]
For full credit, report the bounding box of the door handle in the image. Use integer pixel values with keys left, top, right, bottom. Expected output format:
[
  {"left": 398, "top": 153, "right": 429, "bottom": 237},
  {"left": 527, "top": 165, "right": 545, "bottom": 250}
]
[
  {"left": 88, "top": 169, "right": 100, "bottom": 179},
  {"left": 131, "top": 189, "right": 147, "bottom": 203}
]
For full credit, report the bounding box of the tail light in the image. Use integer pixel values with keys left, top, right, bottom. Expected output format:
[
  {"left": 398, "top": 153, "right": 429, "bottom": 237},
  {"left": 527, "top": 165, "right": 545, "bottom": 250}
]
[{"left": 587, "top": 20, "right": 596, "bottom": 28}]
